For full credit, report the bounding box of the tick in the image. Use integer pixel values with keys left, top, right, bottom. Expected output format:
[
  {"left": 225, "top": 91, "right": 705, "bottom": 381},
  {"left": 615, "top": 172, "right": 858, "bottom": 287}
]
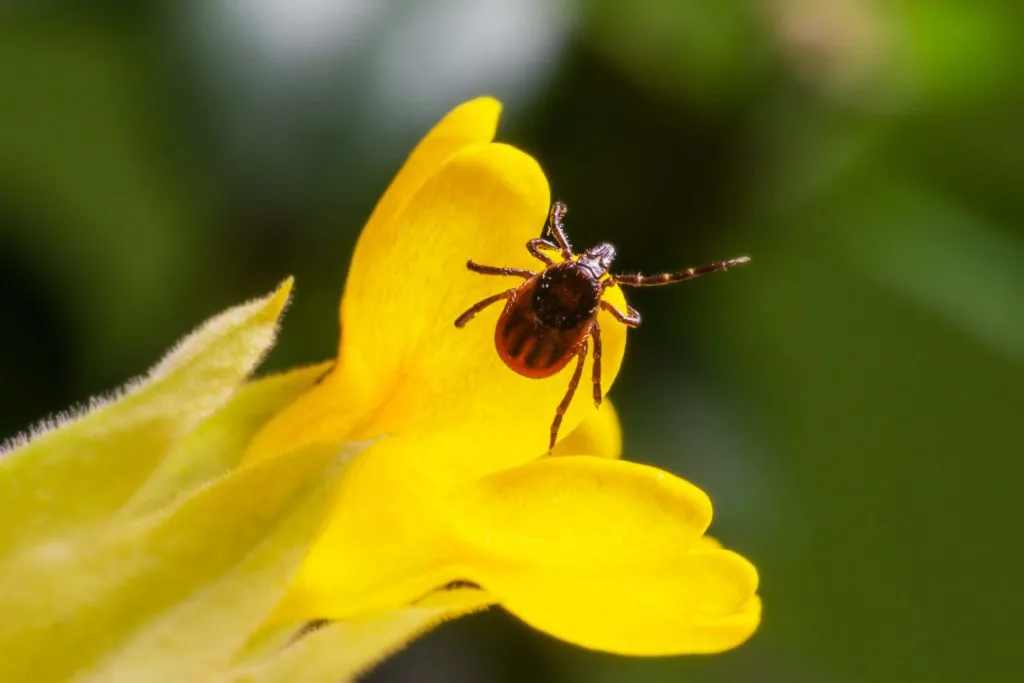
[{"left": 454, "top": 201, "right": 750, "bottom": 452}]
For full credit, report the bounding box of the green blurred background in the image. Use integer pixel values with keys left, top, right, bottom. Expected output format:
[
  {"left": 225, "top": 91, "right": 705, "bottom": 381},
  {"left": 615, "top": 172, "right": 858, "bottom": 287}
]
[{"left": 2, "top": 1, "right": 1022, "bottom": 682}]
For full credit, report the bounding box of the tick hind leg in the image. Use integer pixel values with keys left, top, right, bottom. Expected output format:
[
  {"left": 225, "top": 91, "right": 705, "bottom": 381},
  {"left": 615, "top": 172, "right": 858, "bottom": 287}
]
[
  {"left": 549, "top": 338, "right": 588, "bottom": 453},
  {"left": 454, "top": 290, "right": 512, "bottom": 328}
]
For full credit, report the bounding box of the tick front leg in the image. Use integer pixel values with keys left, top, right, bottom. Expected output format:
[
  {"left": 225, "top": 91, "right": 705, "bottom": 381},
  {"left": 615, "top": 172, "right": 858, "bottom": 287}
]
[
  {"left": 467, "top": 260, "right": 534, "bottom": 278},
  {"left": 599, "top": 299, "right": 641, "bottom": 327},
  {"left": 590, "top": 321, "right": 602, "bottom": 407},
  {"left": 549, "top": 338, "right": 588, "bottom": 453},
  {"left": 545, "top": 201, "right": 574, "bottom": 260},
  {"left": 612, "top": 255, "right": 750, "bottom": 286},
  {"left": 527, "top": 238, "right": 559, "bottom": 266},
  {"left": 454, "top": 290, "right": 512, "bottom": 328}
]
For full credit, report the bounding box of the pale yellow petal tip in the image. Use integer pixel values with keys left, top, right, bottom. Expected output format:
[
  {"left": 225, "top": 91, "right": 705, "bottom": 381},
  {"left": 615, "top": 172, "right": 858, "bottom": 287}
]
[
  {"left": 253, "top": 275, "right": 294, "bottom": 337},
  {"left": 268, "top": 276, "right": 295, "bottom": 315},
  {"left": 277, "top": 274, "right": 295, "bottom": 294}
]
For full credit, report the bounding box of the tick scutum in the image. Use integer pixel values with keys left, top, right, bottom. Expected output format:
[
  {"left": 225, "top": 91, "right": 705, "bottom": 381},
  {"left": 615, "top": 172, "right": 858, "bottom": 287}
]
[{"left": 532, "top": 262, "right": 600, "bottom": 330}]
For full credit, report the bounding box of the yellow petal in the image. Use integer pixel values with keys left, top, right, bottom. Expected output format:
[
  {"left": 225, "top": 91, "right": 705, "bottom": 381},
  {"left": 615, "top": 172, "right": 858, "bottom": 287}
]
[
  {"left": 351, "top": 97, "right": 502, "bottom": 270},
  {"left": 271, "top": 435, "right": 463, "bottom": 621},
  {"left": 0, "top": 443, "right": 346, "bottom": 682},
  {"left": 247, "top": 142, "right": 630, "bottom": 473},
  {"left": 490, "top": 552, "right": 760, "bottom": 655},
  {"left": 244, "top": 98, "right": 503, "bottom": 465},
  {"left": 450, "top": 456, "right": 760, "bottom": 655},
  {"left": 0, "top": 279, "right": 293, "bottom": 553},
  {"left": 550, "top": 399, "right": 622, "bottom": 458},
  {"left": 124, "top": 362, "right": 332, "bottom": 515},
  {"left": 456, "top": 456, "right": 712, "bottom": 563},
  {"left": 344, "top": 142, "right": 630, "bottom": 467}
]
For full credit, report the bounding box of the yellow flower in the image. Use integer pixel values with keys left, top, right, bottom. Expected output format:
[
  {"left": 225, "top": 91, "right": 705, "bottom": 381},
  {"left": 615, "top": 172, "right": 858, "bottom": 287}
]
[
  {"left": 244, "top": 98, "right": 761, "bottom": 656},
  {"left": 0, "top": 98, "right": 758, "bottom": 682}
]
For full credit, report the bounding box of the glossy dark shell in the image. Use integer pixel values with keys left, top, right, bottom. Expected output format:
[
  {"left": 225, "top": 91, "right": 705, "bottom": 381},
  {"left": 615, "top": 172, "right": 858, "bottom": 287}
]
[{"left": 495, "top": 263, "right": 600, "bottom": 379}]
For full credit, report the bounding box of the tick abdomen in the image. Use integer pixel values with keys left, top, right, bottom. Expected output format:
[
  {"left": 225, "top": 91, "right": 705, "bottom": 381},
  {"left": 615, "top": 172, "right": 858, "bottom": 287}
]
[{"left": 494, "top": 277, "right": 590, "bottom": 379}]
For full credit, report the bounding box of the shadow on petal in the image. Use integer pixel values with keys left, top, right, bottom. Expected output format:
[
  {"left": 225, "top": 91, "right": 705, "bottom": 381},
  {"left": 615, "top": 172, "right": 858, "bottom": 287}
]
[{"left": 231, "top": 594, "right": 491, "bottom": 683}]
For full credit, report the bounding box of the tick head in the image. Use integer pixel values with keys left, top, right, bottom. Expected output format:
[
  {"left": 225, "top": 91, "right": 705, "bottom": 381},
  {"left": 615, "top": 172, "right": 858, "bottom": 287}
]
[{"left": 580, "top": 242, "right": 617, "bottom": 276}]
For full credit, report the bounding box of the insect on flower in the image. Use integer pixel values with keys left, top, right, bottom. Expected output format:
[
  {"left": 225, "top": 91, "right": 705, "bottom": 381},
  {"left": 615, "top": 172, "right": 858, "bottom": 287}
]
[{"left": 455, "top": 201, "right": 750, "bottom": 452}]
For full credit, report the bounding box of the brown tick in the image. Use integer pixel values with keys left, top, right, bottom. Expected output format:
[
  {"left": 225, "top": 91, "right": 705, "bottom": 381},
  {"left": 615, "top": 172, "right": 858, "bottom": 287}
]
[{"left": 455, "top": 201, "right": 750, "bottom": 452}]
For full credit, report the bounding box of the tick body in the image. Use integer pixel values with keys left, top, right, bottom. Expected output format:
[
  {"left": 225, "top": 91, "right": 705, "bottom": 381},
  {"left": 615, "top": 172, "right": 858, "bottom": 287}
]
[
  {"left": 455, "top": 201, "right": 749, "bottom": 452},
  {"left": 495, "top": 262, "right": 601, "bottom": 379}
]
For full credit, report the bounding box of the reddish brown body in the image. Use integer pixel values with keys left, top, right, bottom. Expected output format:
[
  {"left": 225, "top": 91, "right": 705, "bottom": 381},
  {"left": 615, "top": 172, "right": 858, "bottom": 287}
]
[
  {"left": 495, "top": 263, "right": 601, "bottom": 379},
  {"left": 454, "top": 200, "right": 749, "bottom": 452}
]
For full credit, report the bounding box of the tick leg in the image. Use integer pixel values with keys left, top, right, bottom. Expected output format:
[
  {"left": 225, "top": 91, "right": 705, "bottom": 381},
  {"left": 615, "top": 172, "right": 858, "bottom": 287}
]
[
  {"left": 545, "top": 201, "right": 574, "bottom": 260},
  {"left": 600, "top": 299, "right": 641, "bottom": 327},
  {"left": 549, "top": 338, "right": 588, "bottom": 453},
  {"left": 612, "top": 255, "right": 750, "bottom": 287},
  {"left": 590, "top": 321, "right": 602, "bottom": 407},
  {"left": 527, "top": 238, "right": 559, "bottom": 266},
  {"left": 467, "top": 260, "right": 534, "bottom": 278},
  {"left": 454, "top": 290, "right": 511, "bottom": 328}
]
